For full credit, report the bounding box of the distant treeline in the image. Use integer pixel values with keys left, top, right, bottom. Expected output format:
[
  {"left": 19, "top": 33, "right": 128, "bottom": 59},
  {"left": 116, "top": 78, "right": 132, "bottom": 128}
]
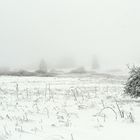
[
  {"left": 0, "top": 70, "right": 58, "bottom": 77},
  {"left": 0, "top": 66, "right": 88, "bottom": 77}
]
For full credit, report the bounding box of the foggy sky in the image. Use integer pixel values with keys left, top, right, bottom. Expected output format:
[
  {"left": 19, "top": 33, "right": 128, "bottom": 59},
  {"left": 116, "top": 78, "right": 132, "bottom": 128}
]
[{"left": 0, "top": 0, "right": 140, "bottom": 70}]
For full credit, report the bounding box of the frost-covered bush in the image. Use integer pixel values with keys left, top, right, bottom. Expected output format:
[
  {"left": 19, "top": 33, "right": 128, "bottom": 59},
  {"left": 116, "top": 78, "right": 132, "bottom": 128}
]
[
  {"left": 70, "top": 67, "right": 87, "bottom": 74},
  {"left": 125, "top": 66, "right": 140, "bottom": 97}
]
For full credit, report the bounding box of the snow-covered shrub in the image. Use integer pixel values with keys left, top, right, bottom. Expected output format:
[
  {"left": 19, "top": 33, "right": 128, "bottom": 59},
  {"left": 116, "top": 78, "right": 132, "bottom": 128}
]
[
  {"left": 125, "top": 66, "right": 140, "bottom": 97},
  {"left": 70, "top": 67, "right": 87, "bottom": 74}
]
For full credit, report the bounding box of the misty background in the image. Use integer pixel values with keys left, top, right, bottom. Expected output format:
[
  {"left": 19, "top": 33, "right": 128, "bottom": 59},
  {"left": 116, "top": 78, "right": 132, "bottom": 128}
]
[{"left": 0, "top": 0, "right": 140, "bottom": 72}]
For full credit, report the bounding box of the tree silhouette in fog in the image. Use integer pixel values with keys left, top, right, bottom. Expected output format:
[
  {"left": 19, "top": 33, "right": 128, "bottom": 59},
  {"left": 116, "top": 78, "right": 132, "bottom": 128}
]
[
  {"left": 92, "top": 55, "right": 100, "bottom": 70},
  {"left": 37, "top": 59, "right": 48, "bottom": 74}
]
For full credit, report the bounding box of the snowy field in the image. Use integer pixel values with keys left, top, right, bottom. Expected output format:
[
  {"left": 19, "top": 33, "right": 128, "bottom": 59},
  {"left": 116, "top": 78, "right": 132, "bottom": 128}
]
[{"left": 0, "top": 76, "right": 139, "bottom": 140}]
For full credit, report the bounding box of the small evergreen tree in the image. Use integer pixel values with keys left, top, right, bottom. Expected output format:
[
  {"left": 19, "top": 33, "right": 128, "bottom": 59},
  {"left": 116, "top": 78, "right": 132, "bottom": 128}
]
[
  {"left": 36, "top": 59, "right": 48, "bottom": 74},
  {"left": 124, "top": 65, "right": 140, "bottom": 97},
  {"left": 92, "top": 55, "right": 100, "bottom": 70}
]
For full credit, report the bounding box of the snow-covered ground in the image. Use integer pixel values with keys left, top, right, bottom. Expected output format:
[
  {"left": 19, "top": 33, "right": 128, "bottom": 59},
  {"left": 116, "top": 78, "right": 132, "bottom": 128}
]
[{"left": 0, "top": 76, "right": 139, "bottom": 140}]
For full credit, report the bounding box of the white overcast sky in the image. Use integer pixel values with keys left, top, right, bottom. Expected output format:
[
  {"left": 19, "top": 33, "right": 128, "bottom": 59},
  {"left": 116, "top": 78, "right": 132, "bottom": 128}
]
[{"left": 0, "top": 0, "right": 140, "bottom": 70}]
